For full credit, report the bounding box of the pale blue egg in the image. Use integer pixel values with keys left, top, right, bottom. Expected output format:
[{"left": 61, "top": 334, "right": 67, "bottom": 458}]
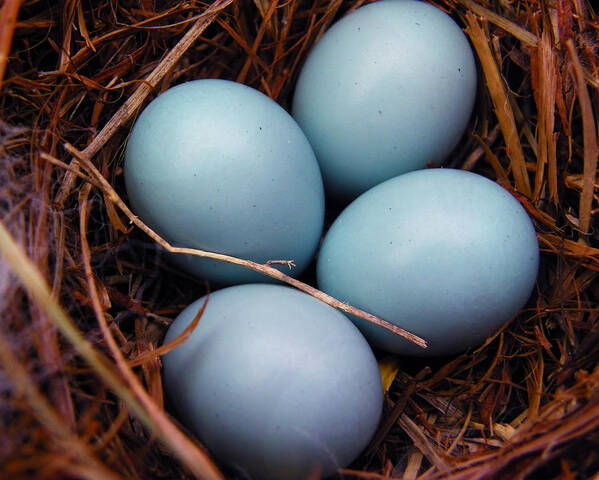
[
  {"left": 292, "top": 0, "right": 477, "bottom": 199},
  {"left": 162, "top": 284, "right": 383, "bottom": 480},
  {"left": 124, "top": 79, "right": 324, "bottom": 285},
  {"left": 317, "top": 169, "right": 539, "bottom": 356}
]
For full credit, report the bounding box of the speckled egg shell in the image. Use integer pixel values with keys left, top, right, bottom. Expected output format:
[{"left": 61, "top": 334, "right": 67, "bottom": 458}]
[
  {"left": 125, "top": 79, "right": 324, "bottom": 285},
  {"left": 292, "top": 0, "right": 477, "bottom": 199},
  {"left": 162, "top": 284, "right": 383, "bottom": 480},
  {"left": 317, "top": 169, "right": 539, "bottom": 356}
]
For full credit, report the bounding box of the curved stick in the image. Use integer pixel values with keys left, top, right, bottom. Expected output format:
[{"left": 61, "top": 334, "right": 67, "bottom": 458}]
[{"left": 57, "top": 144, "right": 427, "bottom": 349}]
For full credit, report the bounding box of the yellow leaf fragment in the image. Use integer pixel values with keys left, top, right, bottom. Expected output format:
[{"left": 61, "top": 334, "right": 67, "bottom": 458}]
[{"left": 378, "top": 356, "right": 400, "bottom": 393}]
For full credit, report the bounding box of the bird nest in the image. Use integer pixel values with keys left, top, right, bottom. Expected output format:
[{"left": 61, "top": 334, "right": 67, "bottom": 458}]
[{"left": 1, "top": 0, "right": 598, "bottom": 478}]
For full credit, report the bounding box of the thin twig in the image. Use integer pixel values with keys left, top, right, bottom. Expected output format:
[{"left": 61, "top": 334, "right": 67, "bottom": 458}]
[
  {"left": 55, "top": 0, "right": 235, "bottom": 207},
  {"left": 62, "top": 142, "right": 428, "bottom": 349},
  {"left": 39, "top": 152, "right": 103, "bottom": 189}
]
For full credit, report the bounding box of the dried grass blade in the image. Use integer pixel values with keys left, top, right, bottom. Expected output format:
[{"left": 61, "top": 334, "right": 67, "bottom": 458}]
[
  {"left": 0, "top": 0, "right": 22, "bottom": 91},
  {"left": 135, "top": 318, "right": 164, "bottom": 409},
  {"left": 456, "top": 0, "right": 538, "bottom": 47},
  {"left": 128, "top": 294, "right": 208, "bottom": 368},
  {"left": 76, "top": 0, "right": 94, "bottom": 51},
  {"left": 253, "top": 0, "right": 279, "bottom": 39},
  {"left": 446, "top": 400, "right": 599, "bottom": 479},
  {"left": 446, "top": 405, "right": 474, "bottom": 456},
  {"left": 0, "top": 331, "right": 122, "bottom": 480},
  {"left": 525, "top": 352, "right": 544, "bottom": 423},
  {"left": 0, "top": 219, "right": 224, "bottom": 480},
  {"left": 366, "top": 377, "right": 415, "bottom": 456},
  {"left": 403, "top": 451, "right": 424, "bottom": 480},
  {"left": 538, "top": 233, "right": 599, "bottom": 270},
  {"left": 104, "top": 192, "right": 131, "bottom": 234},
  {"left": 398, "top": 413, "right": 450, "bottom": 471},
  {"left": 566, "top": 39, "right": 598, "bottom": 236},
  {"left": 59, "top": 0, "right": 78, "bottom": 71},
  {"left": 465, "top": 12, "right": 532, "bottom": 197},
  {"left": 218, "top": 17, "right": 270, "bottom": 74},
  {"left": 533, "top": 30, "right": 558, "bottom": 203},
  {"left": 471, "top": 133, "right": 509, "bottom": 185},
  {"left": 236, "top": 0, "right": 278, "bottom": 84},
  {"left": 320, "top": 1, "right": 345, "bottom": 40}
]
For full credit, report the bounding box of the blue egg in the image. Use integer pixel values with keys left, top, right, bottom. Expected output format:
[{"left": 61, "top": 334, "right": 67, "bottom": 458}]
[
  {"left": 124, "top": 79, "right": 324, "bottom": 285},
  {"left": 292, "top": 0, "right": 477, "bottom": 199},
  {"left": 162, "top": 284, "right": 383, "bottom": 480},
  {"left": 317, "top": 169, "right": 539, "bottom": 356}
]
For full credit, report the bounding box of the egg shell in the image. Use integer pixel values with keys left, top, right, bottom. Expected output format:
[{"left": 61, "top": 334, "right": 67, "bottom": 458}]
[
  {"left": 162, "top": 284, "right": 383, "bottom": 480},
  {"left": 317, "top": 169, "right": 539, "bottom": 356},
  {"left": 124, "top": 79, "right": 324, "bottom": 285},
  {"left": 292, "top": 0, "right": 477, "bottom": 199}
]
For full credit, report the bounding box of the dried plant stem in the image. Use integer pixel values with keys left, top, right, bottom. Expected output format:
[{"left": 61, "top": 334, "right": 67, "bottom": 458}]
[
  {"left": 78, "top": 183, "right": 224, "bottom": 480},
  {"left": 532, "top": 30, "right": 558, "bottom": 203},
  {"left": 0, "top": 219, "right": 224, "bottom": 480},
  {"left": 424, "top": 398, "right": 599, "bottom": 480},
  {"left": 462, "top": 124, "right": 501, "bottom": 171},
  {"left": 0, "top": 333, "right": 120, "bottom": 480},
  {"left": 236, "top": 0, "right": 278, "bottom": 84},
  {"left": 366, "top": 375, "right": 416, "bottom": 455},
  {"left": 399, "top": 413, "right": 450, "bottom": 470},
  {"left": 470, "top": 132, "right": 509, "bottom": 185},
  {"left": 55, "top": 0, "right": 234, "bottom": 207},
  {"left": 59, "top": 144, "right": 427, "bottom": 349},
  {"left": 455, "top": 0, "right": 538, "bottom": 47},
  {"left": 454, "top": 0, "right": 599, "bottom": 88},
  {"left": 0, "top": 331, "right": 121, "bottom": 480},
  {"left": 566, "top": 39, "right": 598, "bottom": 236},
  {"left": 465, "top": 12, "right": 532, "bottom": 197},
  {"left": 0, "top": 0, "right": 22, "bottom": 90}
]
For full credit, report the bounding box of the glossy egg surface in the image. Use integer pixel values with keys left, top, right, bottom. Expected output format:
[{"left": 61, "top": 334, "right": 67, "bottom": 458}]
[
  {"left": 125, "top": 79, "right": 324, "bottom": 285},
  {"left": 162, "top": 284, "right": 383, "bottom": 479},
  {"left": 317, "top": 169, "right": 539, "bottom": 356},
  {"left": 292, "top": 0, "right": 477, "bottom": 199}
]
